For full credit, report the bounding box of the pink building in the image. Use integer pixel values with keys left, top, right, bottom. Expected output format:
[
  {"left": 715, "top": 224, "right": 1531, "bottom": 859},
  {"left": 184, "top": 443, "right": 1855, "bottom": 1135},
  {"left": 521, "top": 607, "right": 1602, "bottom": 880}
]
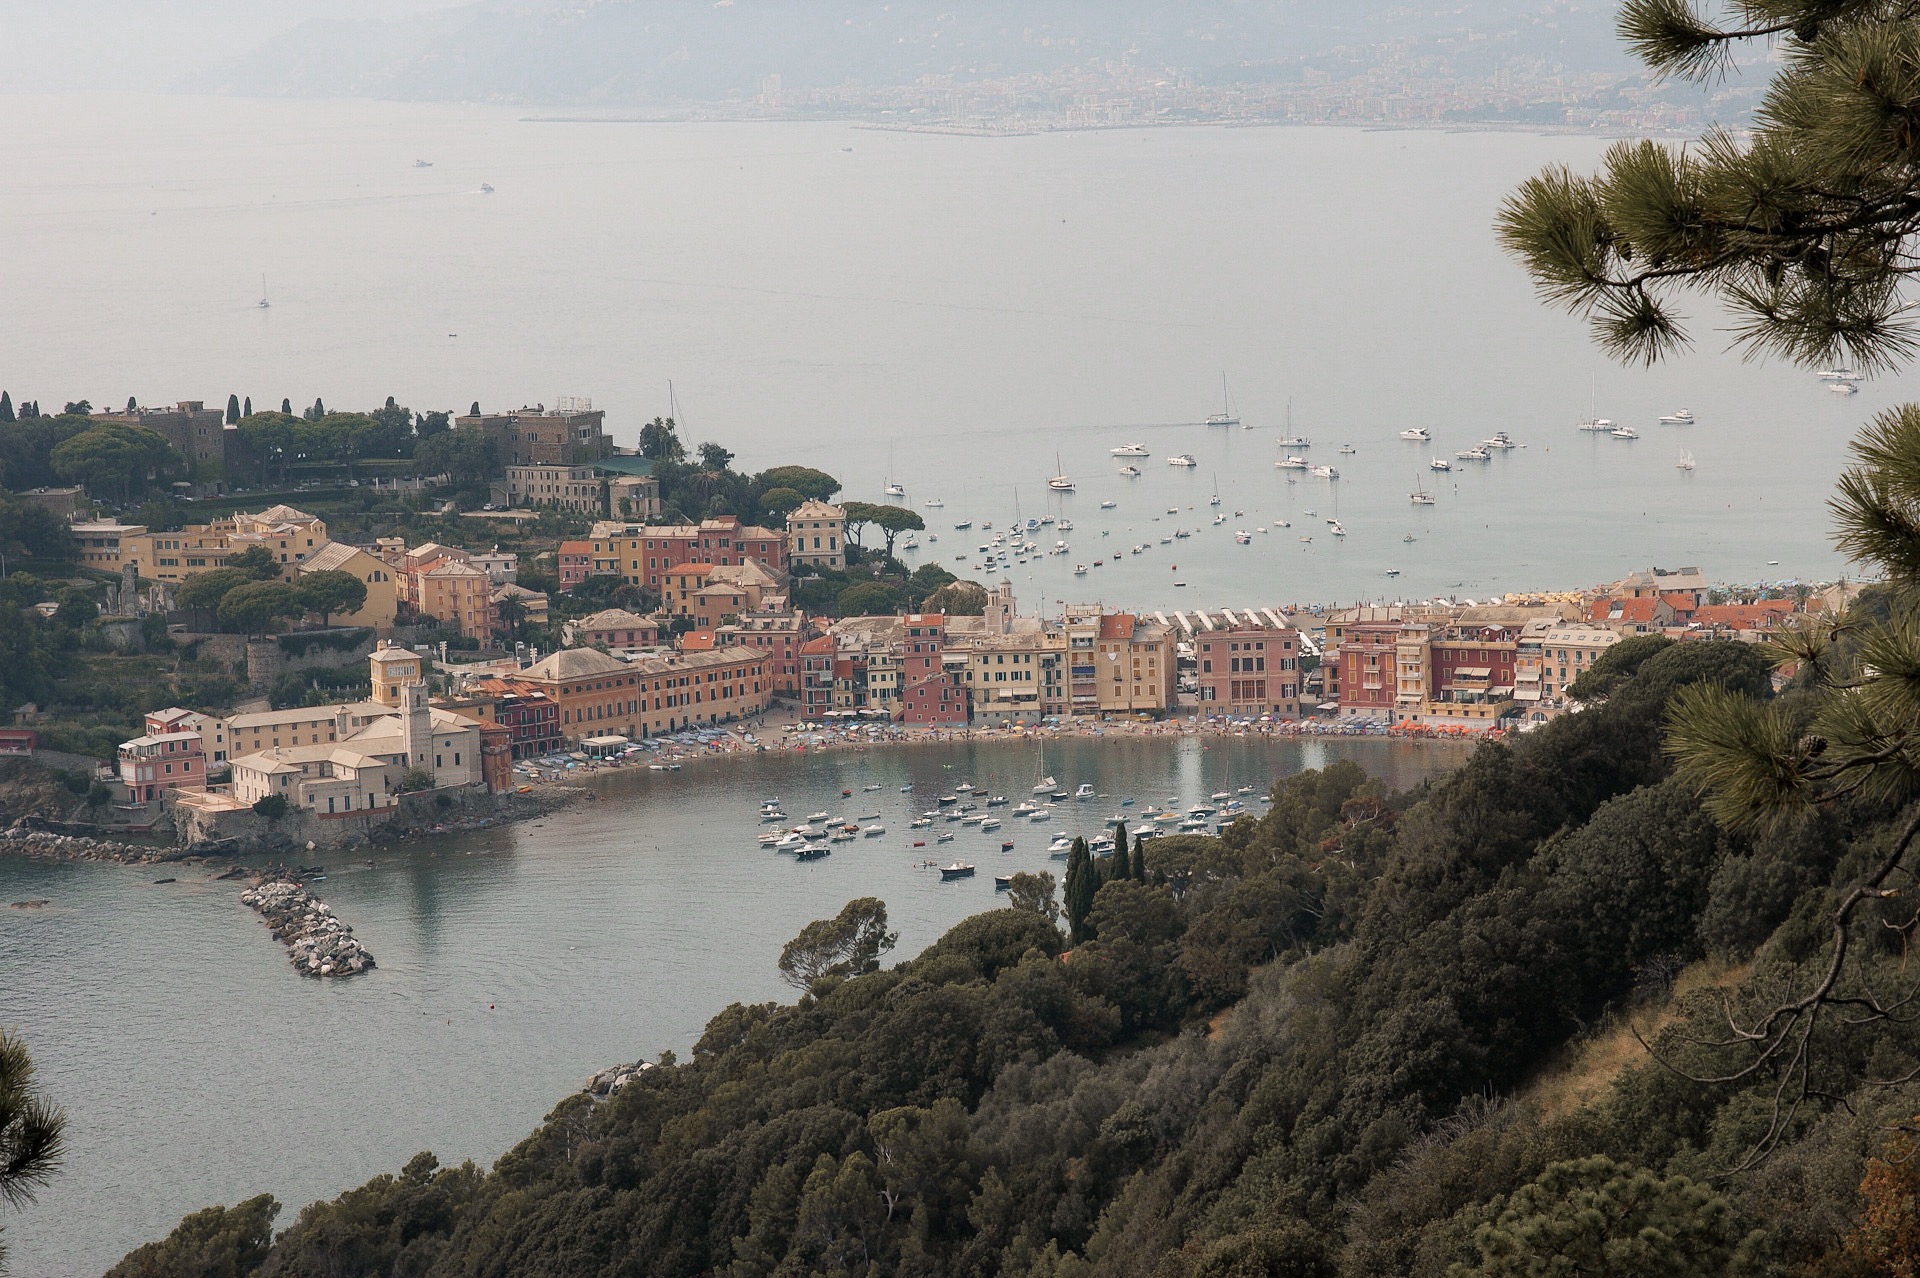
[
  {"left": 899, "top": 615, "right": 968, "bottom": 727},
  {"left": 118, "top": 731, "right": 206, "bottom": 801},
  {"left": 1192, "top": 615, "right": 1301, "bottom": 719}
]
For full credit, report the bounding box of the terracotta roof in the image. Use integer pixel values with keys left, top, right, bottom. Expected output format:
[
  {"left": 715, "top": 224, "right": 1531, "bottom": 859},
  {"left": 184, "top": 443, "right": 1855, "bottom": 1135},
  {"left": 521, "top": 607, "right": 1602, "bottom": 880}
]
[
  {"left": 678, "top": 631, "right": 717, "bottom": 651},
  {"left": 801, "top": 636, "right": 835, "bottom": 655},
  {"left": 1692, "top": 602, "right": 1796, "bottom": 630},
  {"left": 299, "top": 541, "right": 371, "bottom": 574},
  {"left": 1658, "top": 592, "right": 1699, "bottom": 614},
  {"left": 519, "top": 648, "right": 632, "bottom": 681},
  {"left": 559, "top": 540, "right": 592, "bottom": 555},
  {"left": 1589, "top": 597, "right": 1668, "bottom": 623},
  {"left": 576, "top": 608, "right": 658, "bottom": 631},
  {"left": 1098, "top": 613, "right": 1136, "bottom": 641}
]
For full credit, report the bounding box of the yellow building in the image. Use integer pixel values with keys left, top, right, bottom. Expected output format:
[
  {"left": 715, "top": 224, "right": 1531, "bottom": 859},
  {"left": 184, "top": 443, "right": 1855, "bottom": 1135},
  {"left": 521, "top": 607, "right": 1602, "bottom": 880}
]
[
  {"left": 299, "top": 541, "right": 398, "bottom": 633},
  {"left": 117, "top": 505, "right": 330, "bottom": 585},
  {"left": 70, "top": 519, "right": 146, "bottom": 571},
  {"left": 787, "top": 499, "right": 846, "bottom": 572}
]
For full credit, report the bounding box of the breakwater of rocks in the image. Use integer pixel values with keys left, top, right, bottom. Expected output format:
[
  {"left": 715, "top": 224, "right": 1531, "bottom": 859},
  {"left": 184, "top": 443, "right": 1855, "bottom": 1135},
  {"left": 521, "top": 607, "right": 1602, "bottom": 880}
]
[
  {"left": 0, "top": 825, "right": 181, "bottom": 864},
  {"left": 241, "top": 878, "right": 375, "bottom": 978}
]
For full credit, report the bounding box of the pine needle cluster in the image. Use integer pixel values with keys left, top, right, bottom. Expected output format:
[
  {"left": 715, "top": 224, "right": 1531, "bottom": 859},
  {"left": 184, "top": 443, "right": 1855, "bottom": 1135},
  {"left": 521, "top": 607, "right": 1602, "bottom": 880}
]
[{"left": 1501, "top": 0, "right": 1920, "bottom": 370}]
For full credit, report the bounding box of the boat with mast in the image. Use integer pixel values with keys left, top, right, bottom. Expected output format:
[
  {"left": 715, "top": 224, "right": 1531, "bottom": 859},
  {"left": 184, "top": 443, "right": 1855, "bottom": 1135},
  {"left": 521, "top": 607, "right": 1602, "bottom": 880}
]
[
  {"left": 1205, "top": 374, "right": 1240, "bottom": 427},
  {"left": 257, "top": 275, "right": 270, "bottom": 309},
  {"left": 1275, "top": 399, "right": 1309, "bottom": 448},
  {"left": 1046, "top": 452, "right": 1074, "bottom": 492},
  {"left": 1578, "top": 375, "right": 1615, "bottom": 431},
  {"left": 1677, "top": 450, "right": 1696, "bottom": 471},
  {"left": 1410, "top": 475, "right": 1435, "bottom": 505}
]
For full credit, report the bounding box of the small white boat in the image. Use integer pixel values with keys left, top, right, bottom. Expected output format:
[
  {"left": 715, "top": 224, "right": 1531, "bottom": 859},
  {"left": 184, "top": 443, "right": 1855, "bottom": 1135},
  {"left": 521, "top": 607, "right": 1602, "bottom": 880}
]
[
  {"left": 1212, "top": 512, "right": 1228, "bottom": 525},
  {"left": 1118, "top": 464, "right": 1141, "bottom": 477},
  {"left": 1275, "top": 436, "right": 1311, "bottom": 448},
  {"left": 1658, "top": 409, "right": 1694, "bottom": 425},
  {"left": 1110, "top": 442, "right": 1150, "bottom": 456},
  {"left": 885, "top": 482, "right": 906, "bottom": 497},
  {"left": 979, "top": 817, "right": 1001, "bottom": 831},
  {"left": 1411, "top": 490, "right": 1435, "bottom": 506},
  {"left": 1578, "top": 418, "right": 1616, "bottom": 432},
  {"left": 1818, "top": 367, "right": 1861, "bottom": 382},
  {"left": 805, "top": 811, "right": 829, "bottom": 823},
  {"left": 1829, "top": 381, "right": 1859, "bottom": 395},
  {"left": 1074, "top": 783, "right": 1096, "bottom": 800},
  {"left": 1455, "top": 446, "right": 1491, "bottom": 461},
  {"left": 1611, "top": 424, "right": 1639, "bottom": 439},
  {"left": 1098, "top": 500, "right": 1116, "bottom": 510},
  {"left": 1073, "top": 563, "right": 1088, "bottom": 574},
  {"left": 1168, "top": 454, "right": 1197, "bottom": 467},
  {"left": 1481, "top": 431, "right": 1517, "bottom": 449},
  {"left": 862, "top": 824, "right": 886, "bottom": 837},
  {"left": 480, "top": 182, "right": 494, "bottom": 194},
  {"left": 1309, "top": 464, "right": 1339, "bottom": 479},
  {"left": 414, "top": 159, "right": 433, "bottom": 168},
  {"left": 1677, "top": 450, "right": 1696, "bottom": 471},
  {"left": 940, "top": 862, "right": 976, "bottom": 880},
  {"left": 1400, "top": 427, "right": 1431, "bottom": 441},
  {"left": 1430, "top": 457, "right": 1452, "bottom": 472},
  {"left": 1032, "top": 776, "right": 1056, "bottom": 794},
  {"left": 1338, "top": 444, "right": 1356, "bottom": 454},
  {"left": 1275, "top": 455, "right": 1309, "bottom": 470},
  {"left": 923, "top": 498, "right": 944, "bottom": 508},
  {"left": 1234, "top": 530, "right": 1252, "bottom": 545},
  {"left": 1047, "top": 475, "right": 1075, "bottom": 491},
  {"left": 774, "top": 833, "right": 809, "bottom": 851},
  {"left": 1329, "top": 521, "right": 1346, "bottom": 537},
  {"left": 1028, "top": 808, "right": 1052, "bottom": 822}
]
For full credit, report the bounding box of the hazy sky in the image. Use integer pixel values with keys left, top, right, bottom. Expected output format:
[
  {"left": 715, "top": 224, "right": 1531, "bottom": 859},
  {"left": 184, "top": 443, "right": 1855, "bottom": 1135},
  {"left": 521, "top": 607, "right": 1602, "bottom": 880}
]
[{"left": 5, "top": 0, "right": 474, "bottom": 86}]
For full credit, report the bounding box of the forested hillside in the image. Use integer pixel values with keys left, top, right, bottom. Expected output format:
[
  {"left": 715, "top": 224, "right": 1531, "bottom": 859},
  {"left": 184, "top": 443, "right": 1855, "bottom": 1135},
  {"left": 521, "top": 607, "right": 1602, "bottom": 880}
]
[{"left": 115, "top": 610, "right": 1920, "bottom": 1276}]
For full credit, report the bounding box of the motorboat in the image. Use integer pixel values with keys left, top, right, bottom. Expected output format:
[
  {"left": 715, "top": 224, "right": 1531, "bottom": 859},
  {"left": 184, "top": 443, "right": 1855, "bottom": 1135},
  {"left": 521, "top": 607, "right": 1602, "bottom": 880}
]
[
  {"left": 954, "top": 520, "right": 972, "bottom": 529},
  {"left": 862, "top": 824, "right": 885, "bottom": 837},
  {"left": 1578, "top": 417, "right": 1616, "bottom": 432},
  {"left": 1481, "top": 431, "right": 1517, "bottom": 449},
  {"left": 940, "top": 863, "right": 977, "bottom": 880},
  {"left": 937, "top": 794, "right": 958, "bottom": 805},
  {"left": 1235, "top": 530, "right": 1253, "bottom": 545},
  {"left": 986, "top": 794, "right": 1008, "bottom": 806},
  {"left": 1430, "top": 457, "right": 1452, "bottom": 472},
  {"left": 1213, "top": 513, "right": 1228, "bottom": 525},
  {"left": 773, "top": 833, "right": 809, "bottom": 851},
  {"left": 1168, "top": 454, "right": 1197, "bottom": 467},
  {"left": 1338, "top": 444, "right": 1357, "bottom": 454},
  {"left": 1399, "top": 427, "right": 1431, "bottom": 441},
  {"left": 909, "top": 816, "right": 932, "bottom": 829},
  {"left": 1309, "top": 464, "right": 1340, "bottom": 479},
  {"left": 479, "top": 182, "right": 494, "bottom": 194},
  {"left": 1028, "top": 807, "right": 1051, "bottom": 822},
  {"left": 979, "top": 817, "right": 1001, "bottom": 831},
  {"left": 1074, "top": 782, "right": 1096, "bottom": 800},
  {"left": 1610, "top": 424, "right": 1639, "bottom": 439},
  {"left": 885, "top": 481, "right": 906, "bottom": 497},
  {"left": 937, "top": 831, "right": 954, "bottom": 843},
  {"left": 1329, "top": 521, "right": 1346, "bottom": 537},
  {"left": 1818, "top": 367, "right": 1862, "bottom": 382},
  {"left": 796, "top": 844, "right": 831, "bottom": 861},
  {"left": 805, "top": 811, "right": 829, "bottom": 823},
  {"left": 1118, "top": 464, "right": 1141, "bottom": 477},
  {"left": 830, "top": 828, "right": 856, "bottom": 842},
  {"left": 1275, "top": 455, "right": 1309, "bottom": 470},
  {"left": 1830, "top": 381, "right": 1859, "bottom": 395},
  {"left": 1659, "top": 409, "right": 1694, "bottom": 425},
  {"left": 1110, "top": 442, "right": 1150, "bottom": 456},
  {"left": 1073, "top": 563, "right": 1088, "bottom": 575},
  {"left": 954, "top": 781, "right": 975, "bottom": 793},
  {"left": 1455, "top": 446, "right": 1492, "bottom": 461},
  {"left": 924, "top": 498, "right": 944, "bottom": 508},
  {"left": 1057, "top": 518, "right": 1072, "bottom": 530}
]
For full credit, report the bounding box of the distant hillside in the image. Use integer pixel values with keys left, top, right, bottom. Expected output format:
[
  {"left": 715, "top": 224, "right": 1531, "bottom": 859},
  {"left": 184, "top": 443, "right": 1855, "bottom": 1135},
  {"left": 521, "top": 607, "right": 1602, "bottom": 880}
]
[{"left": 199, "top": 0, "right": 1632, "bottom": 107}]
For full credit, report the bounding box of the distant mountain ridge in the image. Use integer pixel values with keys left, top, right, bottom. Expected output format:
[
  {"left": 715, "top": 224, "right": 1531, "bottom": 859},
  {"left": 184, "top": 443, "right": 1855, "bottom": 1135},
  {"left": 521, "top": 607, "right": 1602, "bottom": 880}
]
[{"left": 201, "top": 0, "right": 1632, "bottom": 107}]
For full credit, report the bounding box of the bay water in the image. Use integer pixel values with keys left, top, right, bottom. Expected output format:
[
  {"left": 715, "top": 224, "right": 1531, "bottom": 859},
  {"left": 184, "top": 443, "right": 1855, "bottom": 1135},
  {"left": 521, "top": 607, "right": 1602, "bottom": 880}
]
[{"left": 2, "top": 735, "right": 1467, "bottom": 1275}]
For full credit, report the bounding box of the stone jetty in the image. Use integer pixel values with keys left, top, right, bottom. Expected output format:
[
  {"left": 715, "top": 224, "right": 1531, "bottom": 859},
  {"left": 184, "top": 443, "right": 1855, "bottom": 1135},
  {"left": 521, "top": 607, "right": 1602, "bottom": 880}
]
[{"left": 240, "top": 878, "right": 375, "bottom": 978}]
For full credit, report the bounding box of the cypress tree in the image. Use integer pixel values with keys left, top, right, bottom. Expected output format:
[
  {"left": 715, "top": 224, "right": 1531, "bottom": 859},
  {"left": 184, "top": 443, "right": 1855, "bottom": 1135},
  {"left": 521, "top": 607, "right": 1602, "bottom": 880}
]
[
  {"left": 1064, "top": 838, "right": 1095, "bottom": 944},
  {"left": 126, "top": 396, "right": 137, "bottom": 412},
  {"left": 1130, "top": 833, "right": 1146, "bottom": 882},
  {"left": 469, "top": 401, "right": 481, "bottom": 416},
  {"left": 1107, "top": 823, "right": 1130, "bottom": 881},
  {"left": 226, "top": 393, "right": 240, "bottom": 424},
  {"left": 242, "top": 396, "right": 251, "bottom": 417},
  {"left": 0, "top": 392, "right": 13, "bottom": 423},
  {"left": 280, "top": 398, "right": 292, "bottom": 415}
]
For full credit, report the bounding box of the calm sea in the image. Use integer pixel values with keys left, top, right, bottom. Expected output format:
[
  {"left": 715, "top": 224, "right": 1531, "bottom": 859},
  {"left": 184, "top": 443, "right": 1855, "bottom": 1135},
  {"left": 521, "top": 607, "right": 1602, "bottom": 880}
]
[
  {"left": 0, "top": 94, "right": 1877, "bottom": 613},
  {"left": 1, "top": 735, "right": 1468, "bottom": 1275}
]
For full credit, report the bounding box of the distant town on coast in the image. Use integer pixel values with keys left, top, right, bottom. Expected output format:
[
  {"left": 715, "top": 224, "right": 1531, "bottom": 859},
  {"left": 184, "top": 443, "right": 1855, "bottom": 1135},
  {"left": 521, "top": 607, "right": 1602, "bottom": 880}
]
[{"left": 0, "top": 388, "right": 1850, "bottom": 863}]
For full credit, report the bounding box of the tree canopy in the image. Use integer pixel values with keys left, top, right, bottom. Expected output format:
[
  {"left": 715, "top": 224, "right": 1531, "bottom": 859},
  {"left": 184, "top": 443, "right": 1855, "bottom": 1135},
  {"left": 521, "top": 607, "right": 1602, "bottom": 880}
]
[
  {"left": 1501, "top": 0, "right": 1920, "bottom": 370},
  {"left": 49, "top": 423, "right": 184, "bottom": 503}
]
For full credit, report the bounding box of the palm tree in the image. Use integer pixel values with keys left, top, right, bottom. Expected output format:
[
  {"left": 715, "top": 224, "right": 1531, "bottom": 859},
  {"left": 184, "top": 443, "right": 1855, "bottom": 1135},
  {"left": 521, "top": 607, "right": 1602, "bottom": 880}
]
[{"left": 0, "top": 1027, "right": 65, "bottom": 1261}]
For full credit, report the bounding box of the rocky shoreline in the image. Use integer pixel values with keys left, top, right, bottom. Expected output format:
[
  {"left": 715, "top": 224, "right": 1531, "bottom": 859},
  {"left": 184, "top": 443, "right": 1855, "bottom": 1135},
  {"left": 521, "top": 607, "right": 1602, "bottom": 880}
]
[
  {"left": 240, "top": 877, "right": 375, "bottom": 978},
  {"left": 582, "top": 1059, "right": 654, "bottom": 1098},
  {"left": 0, "top": 825, "right": 184, "bottom": 865}
]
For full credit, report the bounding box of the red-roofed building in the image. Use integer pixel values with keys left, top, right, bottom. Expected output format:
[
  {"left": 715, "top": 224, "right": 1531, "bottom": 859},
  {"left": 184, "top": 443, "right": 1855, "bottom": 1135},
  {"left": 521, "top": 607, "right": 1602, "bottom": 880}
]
[
  {"left": 678, "top": 630, "right": 717, "bottom": 652},
  {"left": 721, "top": 610, "right": 810, "bottom": 694},
  {"left": 590, "top": 516, "right": 788, "bottom": 590},
  {"left": 800, "top": 636, "right": 836, "bottom": 720},
  {"left": 1691, "top": 600, "right": 1797, "bottom": 636},
  {"left": 558, "top": 541, "right": 594, "bottom": 592},
  {"left": 1587, "top": 596, "right": 1676, "bottom": 633},
  {"left": 1659, "top": 593, "right": 1699, "bottom": 624},
  {"left": 900, "top": 614, "right": 968, "bottom": 726}
]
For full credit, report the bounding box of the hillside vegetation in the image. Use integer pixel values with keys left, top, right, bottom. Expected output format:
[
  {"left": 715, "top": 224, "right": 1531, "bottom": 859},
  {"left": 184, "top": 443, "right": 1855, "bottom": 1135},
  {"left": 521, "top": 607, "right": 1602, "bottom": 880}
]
[{"left": 116, "top": 627, "right": 1920, "bottom": 1276}]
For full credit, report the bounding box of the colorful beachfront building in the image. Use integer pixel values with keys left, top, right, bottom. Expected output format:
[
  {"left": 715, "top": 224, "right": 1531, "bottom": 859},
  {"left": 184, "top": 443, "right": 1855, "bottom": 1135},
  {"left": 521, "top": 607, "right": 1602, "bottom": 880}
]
[
  {"left": 117, "top": 730, "right": 206, "bottom": 801},
  {"left": 898, "top": 614, "right": 968, "bottom": 727},
  {"left": 1181, "top": 609, "right": 1300, "bottom": 719}
]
